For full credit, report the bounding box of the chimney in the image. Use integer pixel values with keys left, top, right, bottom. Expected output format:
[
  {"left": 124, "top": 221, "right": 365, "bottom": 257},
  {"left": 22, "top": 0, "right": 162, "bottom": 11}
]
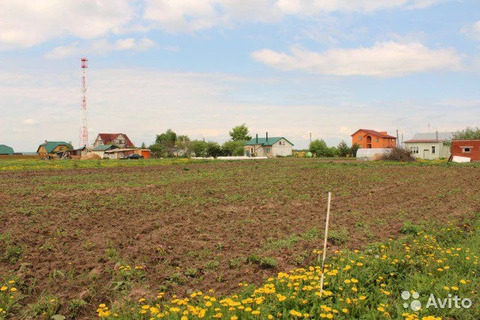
[
  {"left": 256, "top": 134, "right": 258, "bottom": 144},
  {"left": 266, "top": 132, "right": 268, "bottom": 142},
  {"left": 436, "top": 130, "right": 439, "bottom": 141},
  {"left": 380, "top": 131, "right": 387, "bottom": 136}
]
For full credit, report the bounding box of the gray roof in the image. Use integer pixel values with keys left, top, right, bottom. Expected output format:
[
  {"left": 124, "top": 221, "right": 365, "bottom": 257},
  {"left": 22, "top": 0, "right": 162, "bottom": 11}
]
[{"left": 405, "top": 132, "right": 453, "bottom": 143}]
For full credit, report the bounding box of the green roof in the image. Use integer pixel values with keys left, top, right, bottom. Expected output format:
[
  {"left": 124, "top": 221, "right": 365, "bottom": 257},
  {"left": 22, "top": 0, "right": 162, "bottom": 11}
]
[
  {"left": 246, "top": 137, "right": 293, "bottom": 146},
  {"left": 0, "top": 144, "right": 14, "bottom": 155},
  {"left": 37, "top": 141, "right": 71, "bottom": 153},
  {"left": 94, "top": 144, "right": 118, "bottom": 151}
]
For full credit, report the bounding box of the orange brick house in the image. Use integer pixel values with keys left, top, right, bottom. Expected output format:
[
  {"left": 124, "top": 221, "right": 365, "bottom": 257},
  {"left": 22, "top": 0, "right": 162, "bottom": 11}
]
[{"left": 351, "top": 129, "right": 397, "bottom": 149}]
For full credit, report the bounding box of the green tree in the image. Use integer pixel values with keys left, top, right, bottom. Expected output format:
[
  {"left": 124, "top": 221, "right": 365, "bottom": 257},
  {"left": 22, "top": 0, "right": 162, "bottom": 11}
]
[
  {"left": 206, "top": 142, "right": 223, "bottom": 158},
  {"left": 188, "top": 140, "right": 207, "bottom": 157},
  {"left": 148, "top": 143, "right": 164, "bottom": 158},
  {"left": 222, "top": 140, "right": 246, "bottom": 156},
  {"left": 175, "top": 135, "right": 191, "bottom": 153},
  {"left": 155, "top": 129, "right": 177, "bottom": 149},
  {"left": 229, "top": 124, "right": 252, "bottom": 141},
  {"left": 309, "top": 139, "right": 334, "bottom": 157},
  {"left": 141, "top": 142, "right": 146, "bottom": 149},
  {"left": 453, "top": 127, "right": 480, "bottom": 140},
  {"left": 350, "top": 143, "right": 361, "bottom": 157},
  {"left": 337, "top": 140, "right": 350, "bottom": 157}
]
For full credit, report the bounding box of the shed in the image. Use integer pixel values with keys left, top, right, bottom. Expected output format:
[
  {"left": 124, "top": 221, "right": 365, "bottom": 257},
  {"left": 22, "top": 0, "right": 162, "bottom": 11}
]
[{"left": 93, "top": 144, "right": 118, "bottom": 159}]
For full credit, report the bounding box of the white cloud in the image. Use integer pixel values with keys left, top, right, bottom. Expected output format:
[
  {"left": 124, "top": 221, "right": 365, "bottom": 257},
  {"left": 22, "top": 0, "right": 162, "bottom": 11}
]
[
  {"left": 0, "top": 0, "right": 135, "bottom": 48},
  {"left": 44, "top": 37, "right": 157, "bottom": 59},
  {"left": 143, "top": 0, "right": 446, "bottom": 32},
  {"left": 462, "top": 21, "right": 480, "bottom": 42},
  {"left": 251, "top": 42, "right": 462, "bottom": 77}
]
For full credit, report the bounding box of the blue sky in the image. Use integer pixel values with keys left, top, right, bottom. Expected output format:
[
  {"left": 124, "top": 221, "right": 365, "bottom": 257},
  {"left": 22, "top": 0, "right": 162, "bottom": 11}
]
[{"left": 1, "top": 0, "right": 480, "bottom": 151}]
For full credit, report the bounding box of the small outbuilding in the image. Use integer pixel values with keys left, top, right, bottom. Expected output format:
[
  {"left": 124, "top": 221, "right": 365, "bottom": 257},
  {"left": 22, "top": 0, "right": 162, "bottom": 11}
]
[
  {"left": 92, "top": 144, "right": 118, "bottom": 159},
  {"left": 0, "top": 144, "right": 14, "bottom": 155},
  {"left": 451, "top": 140, "right": 480, "bottom": 162}
]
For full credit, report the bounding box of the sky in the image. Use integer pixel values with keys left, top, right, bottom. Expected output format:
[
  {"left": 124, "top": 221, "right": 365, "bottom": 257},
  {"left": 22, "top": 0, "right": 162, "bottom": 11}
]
[{"left": 1, "top": 0, "right": 480, "bottom": 152}]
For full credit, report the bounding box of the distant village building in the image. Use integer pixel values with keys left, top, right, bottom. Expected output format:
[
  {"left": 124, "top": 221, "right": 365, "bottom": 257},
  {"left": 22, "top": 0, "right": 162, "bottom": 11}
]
[
  {"left": 404, "top": 132, "right": 453, "bottom": 160},
  {"left": 0, "top": 144, "right": 14, "bottom": 155},
  {"left": 36, "top": 141, "right": 71, "bottom": 156},
  {"left": 93, "top": 133, "right": 134, "bottom": 148},
  {"left": 451, "top": 140, "right": 480, "bottom": 162},
  {"left": 92, "top": 144, "right": 118, "bottom": 158},
  {"left": 245, "top": 133, "right": 293, "bottom": 158},
  {"left": 351, "top": 129, "right": 397, "bottom": 149}
]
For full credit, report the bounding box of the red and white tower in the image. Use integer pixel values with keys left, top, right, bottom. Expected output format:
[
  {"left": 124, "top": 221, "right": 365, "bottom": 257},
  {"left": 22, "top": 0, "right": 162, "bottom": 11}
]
[{"left": 80, "top": 57, "right": 89, "bottom": 147}]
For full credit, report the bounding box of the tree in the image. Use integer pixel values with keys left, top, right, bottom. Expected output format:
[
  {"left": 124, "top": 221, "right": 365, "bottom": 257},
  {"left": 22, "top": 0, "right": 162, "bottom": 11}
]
[
  {"left": 188, "top": 140, "right": 207, "bottom": 157},
  {"left": 222, "top": 140, "right": 246, "bottom": 156},
  {"left": 206, "top": 142, "right": 223, "bottom": 158},
  {"left": 155, "top": 129, "right": 177, "bottom": 149},
  {"left": 229, "top": 124, "right": 252, "bottom": 141},
  {"left": 149, "top": 143, "right": 164, "bottom": 158},
  {"left": 350, "top": 143, "right": 361, "bottom": 158},
  {"left": 337, "top": 140, "right": 350, "bottom": 157},
  {"left": 453, "top": 127, "right": 480, "bottom": 140},
  {"left": 175, "top": 135, "right": 191, "bottom": 152},
  {"left": 309, "top": 139, "right": 332, "bottom": 157},
  {"left": 141, "top": 142, "right": 146, "bottom": 149}
]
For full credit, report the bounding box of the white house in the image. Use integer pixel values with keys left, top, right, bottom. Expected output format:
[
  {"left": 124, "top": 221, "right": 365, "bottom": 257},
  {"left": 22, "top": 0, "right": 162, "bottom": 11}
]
[
  {"left": 404, "top": 132, "right": 453, "bottom": 160},
  {"left": 245, "top": 134, "right": 293, "bottom": 158}
]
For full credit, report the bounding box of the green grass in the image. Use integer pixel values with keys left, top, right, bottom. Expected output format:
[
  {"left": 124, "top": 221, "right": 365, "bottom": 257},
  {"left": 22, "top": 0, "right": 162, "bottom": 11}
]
[{"left": 92, "top": 218, "right": 480, "bottom": 319}]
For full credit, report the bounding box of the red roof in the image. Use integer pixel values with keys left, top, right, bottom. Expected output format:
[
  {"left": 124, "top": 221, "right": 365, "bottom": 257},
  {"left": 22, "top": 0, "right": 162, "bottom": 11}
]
[
  {"left": 351, "top": 129, "right": 396, "bottom": 139},
  {"left": 97, "top": 133, "right": 134, "bottom": 148}
]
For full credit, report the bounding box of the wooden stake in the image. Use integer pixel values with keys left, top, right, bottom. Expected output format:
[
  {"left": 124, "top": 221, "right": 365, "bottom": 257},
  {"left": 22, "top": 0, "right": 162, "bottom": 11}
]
[{"left": 319, "top": 192, "right": 332, "bottom": 297}]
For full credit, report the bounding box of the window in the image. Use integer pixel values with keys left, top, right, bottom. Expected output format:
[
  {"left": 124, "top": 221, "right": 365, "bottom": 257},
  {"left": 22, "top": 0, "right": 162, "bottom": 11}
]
[
  {"left": 375, "top": 138, "right": 379, "bottom": 142},
  {"left": 431, "top": 146, "right": 436, "bottom": 154},
  {"left": 358, "top": 136, "right": 363, "bottom": 141},
  {"left": 462, "top": 147, "right": 472, "bottom": 153},
  {"left": 265, "top": 148, "right": 271, "bottom": 153}
]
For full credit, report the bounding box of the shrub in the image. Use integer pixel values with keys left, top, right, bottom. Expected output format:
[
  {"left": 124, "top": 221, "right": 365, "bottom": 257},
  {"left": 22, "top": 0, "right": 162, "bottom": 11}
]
[
  {"left": 401, "top": 221, "right": 423, "bottom": 235},
  {"left": 381, "top": 147, "right": 415, "bottom": 162},
  {"left": 329, "top": 228, "right": 348, "bottom": 244},
  {"left": 4, "top": 245, "right": 22, "bottom": 264}
]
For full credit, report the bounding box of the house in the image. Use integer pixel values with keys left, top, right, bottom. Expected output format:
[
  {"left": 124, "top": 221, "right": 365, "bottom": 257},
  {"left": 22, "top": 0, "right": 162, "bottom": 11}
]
[
  {"left": 0, "top": 144, "right": 14, "bottom": 155},
  {"left": 404, "top": 132, "right": 453, "bottom": 160},
  {"left": 245, "top": 133, "right": 293, "bottom": 158},
  {"left": 93, "top": 133, "right": 134, "bottom": 148},
  {"left": 92, "top": 144, "right": 118, "bottom": 159},
  {"left": 37, "top": 141, "right": 72, "bottom": 156},
  {"left": 451, "top": 140, "right": 480, "bottom": 162},
  {"left": 351, "top": 129, "right": 397, "bottom": 149}
]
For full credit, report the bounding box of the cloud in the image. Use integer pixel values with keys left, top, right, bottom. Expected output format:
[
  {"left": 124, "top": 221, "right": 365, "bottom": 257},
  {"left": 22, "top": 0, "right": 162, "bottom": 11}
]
[
  {"left": 251, "top": 42, "right": 462, "bottom": 77},
  {"left": 462, "top": 21, "right": 480, "bottom": 42},
  {"left": 44, "top": 37, "right": 157, "bottom": 59},
  {"left": 0, "top": 0, "right": 135, "bottom": 48},
  {"left": 143, "top": 0, "right": 446, "bottom": 32},
  {"left": 22, "top": 119, "right": 39, "bottom": 125}
]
